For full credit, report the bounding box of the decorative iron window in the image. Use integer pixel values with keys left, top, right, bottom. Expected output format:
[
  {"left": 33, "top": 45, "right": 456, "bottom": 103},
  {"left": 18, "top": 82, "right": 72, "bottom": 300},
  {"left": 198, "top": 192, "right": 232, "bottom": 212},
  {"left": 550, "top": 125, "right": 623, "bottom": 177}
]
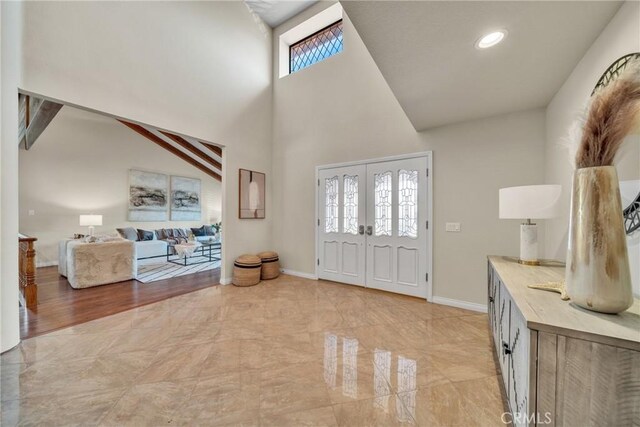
[{"left": 290, "top": 20, "right": 343, "bottom": 73}]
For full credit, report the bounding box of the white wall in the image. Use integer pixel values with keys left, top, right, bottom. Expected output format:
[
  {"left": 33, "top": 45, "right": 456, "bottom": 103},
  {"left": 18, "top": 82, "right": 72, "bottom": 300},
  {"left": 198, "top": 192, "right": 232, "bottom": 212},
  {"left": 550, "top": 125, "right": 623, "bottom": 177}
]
[
  {"left": 273, "top": 4, "right": 546, "bottom": 307},
  {"left": 545, "top": 1, "right": 640, "bottom": 295},
  {"left": 21, "top": 1, "right": 273, "bottom": 281},
  {"left": 19, "top": 106, "right": 223, "bottom": 266},
  {"left": 1, "top": 1, "right": 23, "bottom": 352}
]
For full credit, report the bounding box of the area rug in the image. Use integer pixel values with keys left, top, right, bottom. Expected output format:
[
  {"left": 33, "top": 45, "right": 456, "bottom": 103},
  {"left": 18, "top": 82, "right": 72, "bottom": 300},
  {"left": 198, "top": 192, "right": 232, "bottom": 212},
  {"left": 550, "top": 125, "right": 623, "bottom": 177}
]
[{"left": 136, "top": 257, "right": 221, "bottom": 283}]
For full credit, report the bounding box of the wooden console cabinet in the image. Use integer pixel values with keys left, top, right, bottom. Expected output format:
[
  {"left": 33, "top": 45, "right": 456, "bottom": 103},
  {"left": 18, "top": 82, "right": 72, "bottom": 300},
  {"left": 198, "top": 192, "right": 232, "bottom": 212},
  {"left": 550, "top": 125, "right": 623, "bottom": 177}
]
[{"left": 488, "top": 256, "right": 640, "bottom": 427}]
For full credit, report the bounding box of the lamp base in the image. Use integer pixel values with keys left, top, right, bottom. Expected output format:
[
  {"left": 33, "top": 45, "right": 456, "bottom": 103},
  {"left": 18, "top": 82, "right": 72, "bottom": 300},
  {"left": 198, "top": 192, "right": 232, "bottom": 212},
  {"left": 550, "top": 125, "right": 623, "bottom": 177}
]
[{"left": 519, "top": 223, "right": 539, "bottom": 266}]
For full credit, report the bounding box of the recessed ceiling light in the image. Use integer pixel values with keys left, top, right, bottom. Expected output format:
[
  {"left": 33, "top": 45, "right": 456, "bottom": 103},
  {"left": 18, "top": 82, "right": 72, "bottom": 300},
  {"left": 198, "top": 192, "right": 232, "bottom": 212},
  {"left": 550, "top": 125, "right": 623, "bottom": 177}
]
[{"left": 476, "top": 30, "right": 507, "bottom": 49}]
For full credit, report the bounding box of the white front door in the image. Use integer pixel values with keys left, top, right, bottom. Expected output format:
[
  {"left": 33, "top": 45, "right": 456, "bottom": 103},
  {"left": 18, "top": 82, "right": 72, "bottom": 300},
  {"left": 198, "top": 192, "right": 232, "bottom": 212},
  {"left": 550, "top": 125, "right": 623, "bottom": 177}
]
[
  {"left": 317, "top": 154, "right": 431, "bottom": 299},
  {"left": 365, "top": 157, "right": 428, "bottom": 298},
  {"left": 318, "top": 165, "right": 366, "bottom": 285}
]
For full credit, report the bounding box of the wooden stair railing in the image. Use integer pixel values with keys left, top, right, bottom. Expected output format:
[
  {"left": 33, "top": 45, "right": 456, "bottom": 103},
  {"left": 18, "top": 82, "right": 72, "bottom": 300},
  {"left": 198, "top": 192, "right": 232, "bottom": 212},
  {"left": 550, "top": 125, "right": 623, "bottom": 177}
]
[{"left": 18, "top": 234, "right": 38, "bottom": 309}]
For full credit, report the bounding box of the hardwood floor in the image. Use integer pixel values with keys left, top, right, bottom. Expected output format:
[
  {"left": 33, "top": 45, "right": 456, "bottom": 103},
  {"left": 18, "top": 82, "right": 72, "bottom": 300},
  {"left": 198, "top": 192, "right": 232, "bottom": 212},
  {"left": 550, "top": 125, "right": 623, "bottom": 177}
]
[{"left": 20, "top": 266, "right": 221, "bottom": 339}]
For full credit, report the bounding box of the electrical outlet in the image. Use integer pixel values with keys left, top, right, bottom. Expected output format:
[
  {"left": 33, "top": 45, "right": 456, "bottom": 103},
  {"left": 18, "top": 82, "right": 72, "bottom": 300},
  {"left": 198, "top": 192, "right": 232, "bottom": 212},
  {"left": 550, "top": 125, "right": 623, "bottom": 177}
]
[
  {"left": 445, "top": 222, "right": 461, "bottom": 232},
  {"left": 28, "top": 210, "right": 35, "bottom": 216}
]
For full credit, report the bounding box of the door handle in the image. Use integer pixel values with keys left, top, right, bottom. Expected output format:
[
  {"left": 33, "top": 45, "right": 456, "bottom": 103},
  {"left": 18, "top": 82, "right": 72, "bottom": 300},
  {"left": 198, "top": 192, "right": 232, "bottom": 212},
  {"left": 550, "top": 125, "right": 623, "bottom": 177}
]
[
  {"left": 366, "top": 226, "right": 373, "bottom": 236},
  {"left": 502, "top": 341, "right": 511, "bottom": 355},
  {"left": 358, "top": 225, "right": 365, "bottom": 235}
]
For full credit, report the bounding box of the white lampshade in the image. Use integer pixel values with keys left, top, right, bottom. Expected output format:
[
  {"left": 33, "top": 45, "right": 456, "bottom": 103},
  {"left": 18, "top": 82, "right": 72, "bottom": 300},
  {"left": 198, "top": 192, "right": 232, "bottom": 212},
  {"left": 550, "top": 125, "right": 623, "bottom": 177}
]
[
  {"left": 79, "top": 214, "right": 103, "bottom": 226},
  {"left": 499, "top": 185, "right": 561, "bottom": 219}
]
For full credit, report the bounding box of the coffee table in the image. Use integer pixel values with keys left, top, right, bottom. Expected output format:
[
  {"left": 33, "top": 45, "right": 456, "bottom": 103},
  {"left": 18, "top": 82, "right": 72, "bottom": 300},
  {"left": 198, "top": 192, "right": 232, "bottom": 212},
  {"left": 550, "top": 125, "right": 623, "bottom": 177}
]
[{"left": 167, "top": 242, "right": 221, "bottom": 266}]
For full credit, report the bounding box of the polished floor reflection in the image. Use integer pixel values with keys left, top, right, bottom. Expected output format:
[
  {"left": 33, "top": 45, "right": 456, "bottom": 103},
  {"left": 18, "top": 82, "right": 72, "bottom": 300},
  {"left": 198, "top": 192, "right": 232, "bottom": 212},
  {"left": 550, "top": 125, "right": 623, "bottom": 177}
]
[{"left": 1, "top": 274, "right": 507, "bottom": 426}]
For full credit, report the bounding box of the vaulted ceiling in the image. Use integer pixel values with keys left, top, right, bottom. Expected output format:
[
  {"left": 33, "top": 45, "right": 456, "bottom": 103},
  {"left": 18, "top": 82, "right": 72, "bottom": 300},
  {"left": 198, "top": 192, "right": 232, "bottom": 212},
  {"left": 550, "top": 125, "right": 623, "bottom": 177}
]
[
  {"left": 18, "top": 93, "right": 223, "bottom": 182},
  {"left": 341, "top": 1, "right": 623, "bottom": 130},
  {"left": 245, "top": 0, "right": 317, "bottom": 27},
  {"left": 119, "top": 120, "right": 223, "bottom": 182}
]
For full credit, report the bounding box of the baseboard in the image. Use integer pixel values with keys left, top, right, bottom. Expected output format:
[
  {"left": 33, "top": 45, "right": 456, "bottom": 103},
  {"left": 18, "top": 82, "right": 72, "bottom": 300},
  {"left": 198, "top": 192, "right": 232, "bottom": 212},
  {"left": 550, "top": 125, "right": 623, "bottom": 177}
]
[
  {"left": 37, "top": 260, "right": 58, "bottom": 268},
  {"left": 220, "top": 277, "right": 232, "bottom": 285},
  {"left": 431, "top": 296, "right": 487, "bottom": 313},
  {"left": 280, "top": 269, "right": 318, "bottom": 281}
]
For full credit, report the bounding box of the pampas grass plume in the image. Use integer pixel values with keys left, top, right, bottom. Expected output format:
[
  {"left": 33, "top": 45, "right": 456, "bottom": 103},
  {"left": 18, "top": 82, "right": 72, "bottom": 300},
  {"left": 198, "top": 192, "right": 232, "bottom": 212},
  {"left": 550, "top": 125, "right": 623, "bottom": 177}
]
[{"left": 575, "top": 59, "right": 640, "bottom": 168}]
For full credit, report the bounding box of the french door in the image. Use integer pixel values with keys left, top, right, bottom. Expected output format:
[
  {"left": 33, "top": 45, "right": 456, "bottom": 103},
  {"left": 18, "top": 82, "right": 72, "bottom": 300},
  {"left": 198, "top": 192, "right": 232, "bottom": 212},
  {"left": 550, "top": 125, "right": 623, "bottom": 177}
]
[
  {"left": 318, "top": 165, "right": 366, "bottom": 285},
  {"left": 317, "top": 154, "right": 431, "bottom": 299}
]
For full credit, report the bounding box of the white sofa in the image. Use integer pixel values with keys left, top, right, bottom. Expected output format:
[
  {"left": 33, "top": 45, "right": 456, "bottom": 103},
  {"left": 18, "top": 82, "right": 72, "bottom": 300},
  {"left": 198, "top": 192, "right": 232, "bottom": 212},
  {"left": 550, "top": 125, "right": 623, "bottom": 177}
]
[
  {"left": 134, "top": 231, "right": 219, "bottom": 265},
  {"left": 135, "top": 239, "right": 170, "bottom": 265}
]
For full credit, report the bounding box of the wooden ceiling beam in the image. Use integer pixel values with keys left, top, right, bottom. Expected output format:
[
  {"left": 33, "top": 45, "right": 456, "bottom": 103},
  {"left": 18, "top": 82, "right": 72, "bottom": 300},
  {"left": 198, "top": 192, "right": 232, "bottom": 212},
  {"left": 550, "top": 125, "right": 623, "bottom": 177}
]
[
  {"left": 23, "top": 98, "right": 63, "bottom": 150},
  {"left": 18, "top": 94, "right": 28, "bottom": 148},
  {"left": 159, "top": 131, "right": 222, "bottom": 171},
  {"left": 119, "top": 120, "right": 222, "bottom": 182},
  {"left": 198, "top": 140, "right": 222, "bottom": 157}
]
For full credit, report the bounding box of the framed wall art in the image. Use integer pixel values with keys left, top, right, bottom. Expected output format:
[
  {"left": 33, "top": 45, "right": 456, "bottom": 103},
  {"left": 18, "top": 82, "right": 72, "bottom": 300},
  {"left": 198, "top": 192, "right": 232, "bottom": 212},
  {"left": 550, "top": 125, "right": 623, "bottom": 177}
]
[
  {"left": 128, "top": 169, "right": 168, "bottom": 221},
  {"left": 239, "top": 169, "right": 265, "bottom": 219},
  {"left": 170, "top": 176, "right": 201, "bottom": 221}
]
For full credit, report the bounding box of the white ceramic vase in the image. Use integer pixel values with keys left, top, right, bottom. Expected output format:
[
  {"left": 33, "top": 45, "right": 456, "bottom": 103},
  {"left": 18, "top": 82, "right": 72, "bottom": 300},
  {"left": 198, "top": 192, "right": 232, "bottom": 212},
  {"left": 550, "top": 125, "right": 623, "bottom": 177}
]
[{"left": 566, "top": 166, "right": 633, "bottom": 314}]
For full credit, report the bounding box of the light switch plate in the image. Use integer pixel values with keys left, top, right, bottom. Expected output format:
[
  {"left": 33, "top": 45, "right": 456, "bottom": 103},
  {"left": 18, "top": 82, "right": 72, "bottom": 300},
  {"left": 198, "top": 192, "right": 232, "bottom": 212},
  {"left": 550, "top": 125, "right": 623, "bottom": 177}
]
[{"left": 445, "top": 222, "right": 461, "bottom": 232}]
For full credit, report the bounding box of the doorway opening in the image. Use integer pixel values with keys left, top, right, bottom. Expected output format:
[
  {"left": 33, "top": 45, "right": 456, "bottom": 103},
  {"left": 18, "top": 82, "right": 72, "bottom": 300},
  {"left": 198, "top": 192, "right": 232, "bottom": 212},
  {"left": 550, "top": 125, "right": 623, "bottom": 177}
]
[{"left": 18, "top": 91, "right": 225, "bottom": 338}]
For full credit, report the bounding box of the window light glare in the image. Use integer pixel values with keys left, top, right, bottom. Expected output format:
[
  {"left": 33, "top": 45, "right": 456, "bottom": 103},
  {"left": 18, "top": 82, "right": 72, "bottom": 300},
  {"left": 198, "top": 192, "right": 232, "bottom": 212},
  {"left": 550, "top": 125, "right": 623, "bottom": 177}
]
[{"left": 476, "top": 31, "right": 506, "bottom": 49}]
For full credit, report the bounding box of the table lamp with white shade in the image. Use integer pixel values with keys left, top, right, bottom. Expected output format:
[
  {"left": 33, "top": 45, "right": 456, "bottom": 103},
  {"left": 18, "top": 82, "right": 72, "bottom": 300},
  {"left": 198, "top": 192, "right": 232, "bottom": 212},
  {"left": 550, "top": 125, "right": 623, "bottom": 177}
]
[
  {"left": 499, "top": 185, "right": 561, "bottom": 265},
  {"left": 79, "top": 214, "right": 102, "bottom": 236}
]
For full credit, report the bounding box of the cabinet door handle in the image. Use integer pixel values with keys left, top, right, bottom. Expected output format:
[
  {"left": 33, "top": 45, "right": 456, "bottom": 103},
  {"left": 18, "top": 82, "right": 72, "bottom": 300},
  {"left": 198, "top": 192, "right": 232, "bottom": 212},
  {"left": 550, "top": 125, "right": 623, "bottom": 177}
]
[
  {"left": 489, "top": 296, "right": 494, "bottom": 303},
  {"left": 358, "top": 225, "right": 365, "bottom": 235},
  {"left": 502, "top": 341, "right": 511, "bottom": 355},
  {"left": 366, "top": 226, "right": 373, "bottom": 236}
]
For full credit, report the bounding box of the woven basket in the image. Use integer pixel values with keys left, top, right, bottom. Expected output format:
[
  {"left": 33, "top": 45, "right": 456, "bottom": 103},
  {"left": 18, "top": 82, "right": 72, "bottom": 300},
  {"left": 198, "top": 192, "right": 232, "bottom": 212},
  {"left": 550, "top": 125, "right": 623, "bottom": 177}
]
[
  {"left": 233, "top": 254, "right": 262, "bottom": 287},
  {"left": 258, "top": 251, "right": 280, "bottom": 280}
]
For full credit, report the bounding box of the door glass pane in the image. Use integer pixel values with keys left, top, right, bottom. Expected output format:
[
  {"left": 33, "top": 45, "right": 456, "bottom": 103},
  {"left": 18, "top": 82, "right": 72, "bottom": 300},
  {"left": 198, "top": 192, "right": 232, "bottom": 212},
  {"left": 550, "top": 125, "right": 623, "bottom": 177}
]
[
  {"left": 325, "top": 176, "right": 339, "bottom": 233},
  {"left": 374, "top": 171, "right": 392, "bottom": 236},
  {"left": 398, "top": 170, "right": 418, "bottom": 238},
  {"left": 343, "top": 175, "right": 358, "bottom": 235}
]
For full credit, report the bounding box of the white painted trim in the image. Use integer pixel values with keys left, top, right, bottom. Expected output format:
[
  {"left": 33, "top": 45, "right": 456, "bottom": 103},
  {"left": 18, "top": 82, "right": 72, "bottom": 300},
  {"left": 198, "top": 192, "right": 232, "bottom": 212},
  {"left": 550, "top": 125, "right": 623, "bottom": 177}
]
[
  {"left": 281, "top": 269, "right": 318, "bottom": 281},
  {"left": 220, "top": 277, "right": 233, "bottom": 285},
  {"left": 315, "top": 151, "right": 434, "bottom": 300},
  {"left": 314, "top": 165, "right": 319, "bottom": 280},
  {"left": 316, "top": 151, "right": 433, "bottom": 171},
  {"left": 431, "top": 296, "right": 488, "bottom": 313},
  {"left": 37, "top": 261, "right": 58, "bottom": 268},
  {"left": 426, "top": 152, "right": 434, "bottom": 301}
]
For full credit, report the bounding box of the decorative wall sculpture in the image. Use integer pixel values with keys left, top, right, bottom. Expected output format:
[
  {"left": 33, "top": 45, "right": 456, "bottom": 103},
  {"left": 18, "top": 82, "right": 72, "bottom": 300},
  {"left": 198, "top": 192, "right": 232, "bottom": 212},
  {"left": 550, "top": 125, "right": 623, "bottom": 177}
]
[
  {"left": 128, "top": 169, "right": 168, "bottom": 221},
  {"left": 592, "top": 52, "right": 640, "bottom": 235}
]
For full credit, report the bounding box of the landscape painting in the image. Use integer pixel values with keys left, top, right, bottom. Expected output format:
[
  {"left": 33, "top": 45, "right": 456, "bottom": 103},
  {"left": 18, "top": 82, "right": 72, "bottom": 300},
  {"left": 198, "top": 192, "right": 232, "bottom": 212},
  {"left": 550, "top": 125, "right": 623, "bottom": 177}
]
[
  {"left": 128, "top": 170, "right": 168, "bottom": 221},
  {"left": 170, "top": 176, "right": 201, "bottom": 221},
  {"left": 239, "top": 169, "right": 265, "bottom": 219}
]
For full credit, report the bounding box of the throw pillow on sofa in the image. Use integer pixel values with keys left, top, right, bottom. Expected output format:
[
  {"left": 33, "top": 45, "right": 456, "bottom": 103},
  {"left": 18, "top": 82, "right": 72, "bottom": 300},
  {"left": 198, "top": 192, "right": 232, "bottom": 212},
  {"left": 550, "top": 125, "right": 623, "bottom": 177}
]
[
  {"left": 174, "top": 228, "right": 188, "bottom": 239},
  {"left": 117, "top": 227, "right": 139, "bottom": 241},
  {"left": 191, "top": 226, "right": 205, "bottom": 237},
  {"left": 203, "top": 225, "right": 215, "bottom": 236},
  {"left": 137, "top": 229, "right": 154, "bottom": 241}
]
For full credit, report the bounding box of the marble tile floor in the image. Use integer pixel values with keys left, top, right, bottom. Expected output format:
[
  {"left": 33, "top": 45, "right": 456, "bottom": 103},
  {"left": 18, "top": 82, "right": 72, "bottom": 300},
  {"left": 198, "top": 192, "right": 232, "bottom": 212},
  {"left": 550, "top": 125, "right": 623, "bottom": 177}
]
[{"left": 1, "top": 274, "right": 508, "bottom": 426}]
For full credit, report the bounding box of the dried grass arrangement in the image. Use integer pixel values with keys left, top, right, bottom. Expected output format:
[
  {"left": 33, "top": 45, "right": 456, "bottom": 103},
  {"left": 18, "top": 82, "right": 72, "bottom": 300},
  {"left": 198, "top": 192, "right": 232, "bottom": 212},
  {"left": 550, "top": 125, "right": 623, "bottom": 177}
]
[
  {"left": 565, "top": 58, "right": 638, "bottom": 314},
  {"left": 575, "top": 59, "right": 640, "bottom": 168}
]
